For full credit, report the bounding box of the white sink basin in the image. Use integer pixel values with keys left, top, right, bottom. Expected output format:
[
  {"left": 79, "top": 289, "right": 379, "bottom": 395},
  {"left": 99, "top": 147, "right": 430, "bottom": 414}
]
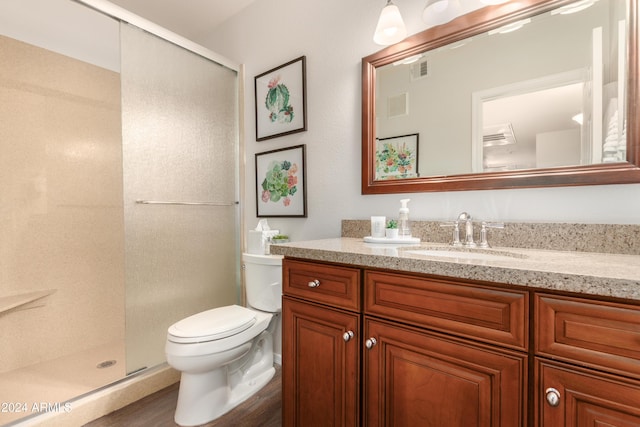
[{"left": 405, "top": 248, "right": 526, "bottom": 262}]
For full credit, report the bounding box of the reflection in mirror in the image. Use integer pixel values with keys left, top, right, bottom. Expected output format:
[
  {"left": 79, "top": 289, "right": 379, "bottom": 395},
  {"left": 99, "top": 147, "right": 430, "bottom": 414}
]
[
  {"left": 364, "top": 0, "right": 640, "bottom": 193},
  {"left": 376, "top": 0, "right": 624, "bottom": 178},
  {"left": 474, "top": 70, "right": 592, "bottom": 172}
]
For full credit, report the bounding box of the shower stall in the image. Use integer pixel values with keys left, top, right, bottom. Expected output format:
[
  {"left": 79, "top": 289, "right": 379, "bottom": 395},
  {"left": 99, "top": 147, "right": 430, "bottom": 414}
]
[{"left": 0, "top": 1, "right": 240, "bottom": 425}]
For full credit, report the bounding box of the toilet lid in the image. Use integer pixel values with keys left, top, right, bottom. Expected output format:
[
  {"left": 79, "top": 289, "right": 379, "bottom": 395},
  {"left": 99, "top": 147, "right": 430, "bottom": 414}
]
[{"left": 167, "top": 305, "right": 257, "bottom": 344}]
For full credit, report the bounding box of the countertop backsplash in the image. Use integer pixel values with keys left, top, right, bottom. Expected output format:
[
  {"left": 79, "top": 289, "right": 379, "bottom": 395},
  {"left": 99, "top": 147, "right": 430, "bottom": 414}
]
[{"left": 341, "top": 220, "right": 640, "bottom": 256}]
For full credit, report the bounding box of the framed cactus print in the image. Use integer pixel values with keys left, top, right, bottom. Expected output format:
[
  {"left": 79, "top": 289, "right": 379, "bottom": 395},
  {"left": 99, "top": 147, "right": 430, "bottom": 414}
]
[
  {"left": 255, "top": 56, "right": 307, "bottom": 141},
  {"left": 255, "top": 145, "right": 307, "bottom": 217},
  {"left": 375, "top": 133, "right": 420, "bottom": 180}
]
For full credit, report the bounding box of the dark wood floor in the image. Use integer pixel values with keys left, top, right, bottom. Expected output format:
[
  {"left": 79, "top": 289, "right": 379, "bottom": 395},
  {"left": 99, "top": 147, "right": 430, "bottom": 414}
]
[{"left": 84, "top": 366, "right": 281, "bottom": 427}]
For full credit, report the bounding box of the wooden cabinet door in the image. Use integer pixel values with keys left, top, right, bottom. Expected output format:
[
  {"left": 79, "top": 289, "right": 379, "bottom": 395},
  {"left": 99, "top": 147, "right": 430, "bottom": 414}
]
[
  {"left": 282, "top": 297, "right": 360, "bottom": 427},
  {"left": 363, "top": 318, "right": 526, "bottom": 427},
  {"left": 536, "top": 359, "right": 640, "bottom": 426}
]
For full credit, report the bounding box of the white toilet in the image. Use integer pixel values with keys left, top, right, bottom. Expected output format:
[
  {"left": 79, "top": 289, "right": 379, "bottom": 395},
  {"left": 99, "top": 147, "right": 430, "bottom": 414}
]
[{"left": 165, "top": 252, "right": 283, "bottom": 427}]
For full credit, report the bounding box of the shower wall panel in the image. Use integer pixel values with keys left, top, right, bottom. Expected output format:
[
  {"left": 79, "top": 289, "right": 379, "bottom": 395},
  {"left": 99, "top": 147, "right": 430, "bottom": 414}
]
[{"left": 0, "top": 35, "right": 125, "bottom": 372}]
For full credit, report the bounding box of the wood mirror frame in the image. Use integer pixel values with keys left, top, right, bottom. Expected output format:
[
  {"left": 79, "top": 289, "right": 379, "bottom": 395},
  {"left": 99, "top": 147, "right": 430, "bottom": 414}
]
[{"left": 362, "top": 0, "right": 640, "bottom": 194}]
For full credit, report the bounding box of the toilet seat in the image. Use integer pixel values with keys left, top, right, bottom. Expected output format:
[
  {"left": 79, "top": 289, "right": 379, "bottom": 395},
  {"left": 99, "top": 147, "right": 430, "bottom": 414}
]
[{"left": 168, "top": 305, "right": 257, "bottom": 344}]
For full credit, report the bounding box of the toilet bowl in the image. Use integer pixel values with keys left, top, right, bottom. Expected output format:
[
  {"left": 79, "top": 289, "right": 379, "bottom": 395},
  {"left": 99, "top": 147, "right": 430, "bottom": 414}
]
[{"left": 165, "top": 253, "right": 283, "bottom": 427}]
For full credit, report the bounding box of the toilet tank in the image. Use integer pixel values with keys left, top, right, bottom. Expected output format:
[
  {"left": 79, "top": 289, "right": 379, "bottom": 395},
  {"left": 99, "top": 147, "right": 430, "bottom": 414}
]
[{"left": 242, "top": 253, "right": 283, "bottom": 312}]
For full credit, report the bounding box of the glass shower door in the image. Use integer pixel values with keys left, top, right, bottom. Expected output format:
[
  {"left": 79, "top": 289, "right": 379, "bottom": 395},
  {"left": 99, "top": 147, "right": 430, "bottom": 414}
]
[{"left": 120, "top": 23, "right": 240, "bottom": 373}]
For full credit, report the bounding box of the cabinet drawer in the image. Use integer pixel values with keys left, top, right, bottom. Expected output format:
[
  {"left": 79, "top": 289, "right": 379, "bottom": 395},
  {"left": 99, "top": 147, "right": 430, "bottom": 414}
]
[
  {"left": 365, "top": 271, "right": 528, "bottom": 350},
  {"left": 536, "top": 294, "right": 640, "bottom": 379},
  {"left": 283, "top": 259, "right": 360, "bottom": 311}
]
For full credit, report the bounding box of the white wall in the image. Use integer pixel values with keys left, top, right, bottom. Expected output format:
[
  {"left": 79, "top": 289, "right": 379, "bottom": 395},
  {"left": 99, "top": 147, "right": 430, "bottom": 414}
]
[
  {"left": 536, "top": 129, "right": 581, "bottom": 168},
  {"left": 200, "top": 0, "right": 640, "bottom": 243},
  {"left": 0, "top": 0, "right": 120, "bottom": 71}
]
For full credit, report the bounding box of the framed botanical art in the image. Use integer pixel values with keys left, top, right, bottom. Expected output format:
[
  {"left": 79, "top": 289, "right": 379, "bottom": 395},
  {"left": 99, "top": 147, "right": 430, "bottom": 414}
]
[
  {"left": 256, "top": 145, "right": 307, "bottom": 217},
  {"left": 375, "top": 133, "right": 419, "bottom": 180},
  {"left": 254, "top": 56, "right": 307, "bottom": 141}
]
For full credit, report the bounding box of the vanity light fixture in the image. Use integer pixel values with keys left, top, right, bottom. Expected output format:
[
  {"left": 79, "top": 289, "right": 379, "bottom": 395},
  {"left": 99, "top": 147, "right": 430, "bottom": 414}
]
[
  {"left": 373, "top": 0, "right": 407, "bottom": 45},
  {"left": 375, "top": 0, "right": 514, "bottom": 44},
  {"left": 488, "top": 18, "right": 531, "bottom": 34},
  {"left": 423, "top": 0, "right": 462, "bottom": 27},
  {"left": 551, "top": 0, "right": 597, "bottom": 15},
  {"left": 449, "top": 38, "right": 473, "bottom": 49},
  {"left": 572, "top": 113, "right": 584, "bottom": 125},
  {"left": 393, "top": 53, "right": 423, "bottom": 66}
]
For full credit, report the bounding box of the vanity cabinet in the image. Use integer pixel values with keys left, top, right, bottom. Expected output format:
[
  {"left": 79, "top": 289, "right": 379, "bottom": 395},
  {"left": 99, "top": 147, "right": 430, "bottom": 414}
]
[
  {"left": 282, "top": 259, "right": 527, "bottom": 426},
  {"left": 282, "top": 258, "right": 640, "bottom": 426},
  {"left": 534, "top": 294, "right": 640, "bottom": 426},
  {"left": 282, "top": 260, "right": 361, "bottom": 426}
]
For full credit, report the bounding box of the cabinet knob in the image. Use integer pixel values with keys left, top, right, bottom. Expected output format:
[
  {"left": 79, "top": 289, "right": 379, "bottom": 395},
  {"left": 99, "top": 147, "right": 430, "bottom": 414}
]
[
  {"left": 365, "top": 337, "right": 377, "bottom": 349},
  {"left": 343, "top": 331, "right": 355, "bottom": 342},
  {"left": 308, "top": 279, "right": 320, "bottom": 288},
  {"left": 545, "top": 387, "right": 561, "bottom": 407}
]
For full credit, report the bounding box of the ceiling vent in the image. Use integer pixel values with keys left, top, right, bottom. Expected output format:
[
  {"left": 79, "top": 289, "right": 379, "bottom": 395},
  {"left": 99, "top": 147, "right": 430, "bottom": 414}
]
[
  {"left": 411, "top": 59, "right": 428, "bottom": 80},
  {"left": 483, "top": 123, "right": 517, "bottom": 146}
]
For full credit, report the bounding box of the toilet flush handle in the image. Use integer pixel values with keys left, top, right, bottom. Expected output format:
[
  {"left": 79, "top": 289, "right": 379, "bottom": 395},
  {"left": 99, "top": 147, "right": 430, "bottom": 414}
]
[{"left": 308, "top": 279, "right": 321, "bottom": 288}]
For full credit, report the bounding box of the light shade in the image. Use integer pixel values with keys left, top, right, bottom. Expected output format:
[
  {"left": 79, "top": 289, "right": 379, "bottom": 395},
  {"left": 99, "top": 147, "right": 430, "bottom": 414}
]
[
  {"left": 572, "top": 113, "right": 584, "bottom": 125},
  {"left": 422, "top": 0, "right": 461, "bottom": 27},
  {"left": 551, "top": 0, "right": 597, "bottom": 15},
  {"left": 373, "top": 0, "right": 407, "bottom": 45},
  {"left": 488, "top": 18, "right": 531, "bottom": 34}
]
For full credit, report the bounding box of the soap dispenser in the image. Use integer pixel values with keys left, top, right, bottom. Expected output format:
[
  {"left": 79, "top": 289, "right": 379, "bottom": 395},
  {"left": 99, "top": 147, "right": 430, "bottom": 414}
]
[{"left": 398, "top": 199, "right": 411, "bottom": 237}]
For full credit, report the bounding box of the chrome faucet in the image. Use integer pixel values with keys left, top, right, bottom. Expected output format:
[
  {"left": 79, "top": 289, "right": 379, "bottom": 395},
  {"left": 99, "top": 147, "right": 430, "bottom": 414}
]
[
  {"left": 457, "top": 212, "right": 476, "bottom": 247},
  {"left": 441, "top": 212, "right": 504, "bottom": 248},
  {"left": 440, "top": 212, "right": 474, "bottom": 247}
]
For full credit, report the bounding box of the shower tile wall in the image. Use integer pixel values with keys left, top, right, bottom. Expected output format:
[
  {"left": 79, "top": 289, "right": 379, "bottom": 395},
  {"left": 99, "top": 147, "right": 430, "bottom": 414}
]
[{"left": 0, "top": 35, "right": 125, "bottom": 372}]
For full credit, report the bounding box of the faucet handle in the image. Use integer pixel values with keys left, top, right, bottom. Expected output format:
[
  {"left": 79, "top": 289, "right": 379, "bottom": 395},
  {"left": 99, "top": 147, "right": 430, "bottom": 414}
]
[
  {"left": 440, "top": 221, "right": 462, "bottom": 246},
  {"left": 478, "top": 221, "right": 505, "bottom": 248}
]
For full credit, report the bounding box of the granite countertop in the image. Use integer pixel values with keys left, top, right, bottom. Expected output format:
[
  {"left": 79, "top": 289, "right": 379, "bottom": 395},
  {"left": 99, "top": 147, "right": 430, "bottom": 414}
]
[{"left": 270, "top": 237, "right": 640, "bottom": 302}]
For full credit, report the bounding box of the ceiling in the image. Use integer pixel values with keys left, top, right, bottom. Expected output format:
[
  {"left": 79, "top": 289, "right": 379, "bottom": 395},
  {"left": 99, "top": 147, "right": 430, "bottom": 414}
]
[{"left": 107, "top": 0, "right": 257, "bottom": 40}]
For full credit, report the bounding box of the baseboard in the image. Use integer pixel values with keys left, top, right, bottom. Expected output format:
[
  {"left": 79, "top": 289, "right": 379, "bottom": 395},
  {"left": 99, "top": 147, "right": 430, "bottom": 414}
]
[{"left": 12, "top": 363, "right": 180, "bottom": 427}]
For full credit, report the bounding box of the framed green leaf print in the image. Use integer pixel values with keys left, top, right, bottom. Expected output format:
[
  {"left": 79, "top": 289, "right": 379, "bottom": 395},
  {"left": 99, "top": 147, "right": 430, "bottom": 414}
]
[
  {"left": 255, "top": 56, "right": 307, "bottom": 141},
  {"left": 255, "top": 145, "right": 307, "bottom": 217}
]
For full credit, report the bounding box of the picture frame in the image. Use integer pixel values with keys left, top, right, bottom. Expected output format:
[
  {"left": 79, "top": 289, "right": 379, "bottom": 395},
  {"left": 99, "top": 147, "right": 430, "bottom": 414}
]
[
  {"left": 375, "top": 133, "right": 420, "bottom": 180},
  {"left": 255, "top": 56, "right": 307, "bottom": 141},
  {"left": 255, "top": 144, "right": 307, "bottom": 217}
]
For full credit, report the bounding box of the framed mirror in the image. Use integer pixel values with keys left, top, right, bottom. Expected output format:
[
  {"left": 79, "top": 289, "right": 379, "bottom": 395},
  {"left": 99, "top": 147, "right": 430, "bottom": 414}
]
[{"left": 362, "top": 0, "right": 640, "bottom": 193}]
